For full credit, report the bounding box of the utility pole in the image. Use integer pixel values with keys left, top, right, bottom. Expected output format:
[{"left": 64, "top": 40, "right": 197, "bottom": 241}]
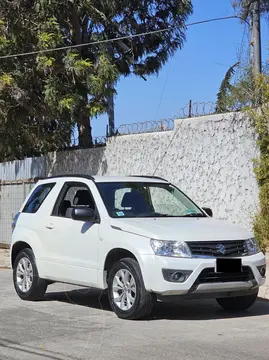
[
  {"left": 106, "top": 42, "right": 115, "bottom": 137},
  {"left": 106, "top": 39, "right": 131, "bottom": 137},
  {"left": 250, "top": 0, "right": 262, "bottom": 75},
  {"left": 107, "top": 84, "right": 115, "bottom": 137}
]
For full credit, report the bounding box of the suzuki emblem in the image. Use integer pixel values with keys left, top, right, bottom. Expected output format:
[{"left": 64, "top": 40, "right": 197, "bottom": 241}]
[{"left": 216, "top": 244, "right": 226, "bottom": 255}]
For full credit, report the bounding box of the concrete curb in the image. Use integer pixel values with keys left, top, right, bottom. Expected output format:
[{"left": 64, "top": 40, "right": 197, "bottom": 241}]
[{"left": 1, "top": 250, "right": 268, "bottom": 299}]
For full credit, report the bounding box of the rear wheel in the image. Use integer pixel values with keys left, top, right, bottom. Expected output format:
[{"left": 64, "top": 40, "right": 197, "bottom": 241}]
[
  {"left": 108, "top": 258, "right": 154, "bottom": 320},
  {"left": 13, "top": 248, "right": 47, "bottom": 301},
  {"left": 216, "top": 292, "right": 258, "bottom": 311}
]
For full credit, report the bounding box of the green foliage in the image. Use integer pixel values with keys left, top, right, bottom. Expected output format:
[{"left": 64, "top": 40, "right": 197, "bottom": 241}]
[
  {"left": 0, "top": 0, "right": 192, "bottom": 160},
  {"left": 215, "top": 64, "right": 268, "bottom": 113},
  {"left": 36, "top": 55, "right": 56, "bottom": 71},
  {"left": 232, "top": 0, "right": 269, "bottom": 20},
  {"left": 216, "top": 62, "right": 240, "bottom": 113},
  {"left": 0, "top": 73, "right": 14, "bottom": 88},
  {"left": 59, "top": 96, "right": 77, "bottom": 112},
  {"left": 64, "top": 52, "right": 94, "bottom": 76},
  {"left": 246, "top": 74, "right": 269, "bottom": 252},
  {"left": 37, "top": 17, "right": 64, "bottom": 49}
]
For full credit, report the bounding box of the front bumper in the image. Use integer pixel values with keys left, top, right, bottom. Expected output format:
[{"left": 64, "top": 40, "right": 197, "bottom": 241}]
[{"left": 140, "top": 252, "right": 266, "bottom": 298}]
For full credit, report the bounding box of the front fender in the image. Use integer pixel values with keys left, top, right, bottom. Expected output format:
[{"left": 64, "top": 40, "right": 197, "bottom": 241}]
[{"left": 98, "top": 228, "right": 154, "bottom": 289}]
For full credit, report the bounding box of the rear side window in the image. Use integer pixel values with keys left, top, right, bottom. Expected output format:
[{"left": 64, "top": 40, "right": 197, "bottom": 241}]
[{"left": 22, "top": 183, "right": 55, "bottom": 214}]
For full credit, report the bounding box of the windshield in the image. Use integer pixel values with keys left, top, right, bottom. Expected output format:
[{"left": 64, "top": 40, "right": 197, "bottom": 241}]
[{"left": 96, "top": 182, "right": 206, "bottom": 218}]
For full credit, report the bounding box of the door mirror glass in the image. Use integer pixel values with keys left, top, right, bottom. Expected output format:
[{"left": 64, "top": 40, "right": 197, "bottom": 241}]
[
  {"left": 202, "top": 207, "right": 213, "bottom": 217},
  {"left": 71, "top": 208, "right": 96, "bottom": 222}
]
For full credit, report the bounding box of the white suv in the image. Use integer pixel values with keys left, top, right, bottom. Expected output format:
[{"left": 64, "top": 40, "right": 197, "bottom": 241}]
[{"left": 11, "top": 175, "right": 266, "bottom": 320}]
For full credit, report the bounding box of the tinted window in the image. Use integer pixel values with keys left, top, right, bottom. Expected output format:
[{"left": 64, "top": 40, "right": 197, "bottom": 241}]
[
  {"left": 52, "top": 182, "right": 96, "bottom": 218},
  {"left": 22, "top": 183, "right": 55, "bottom": 214}
]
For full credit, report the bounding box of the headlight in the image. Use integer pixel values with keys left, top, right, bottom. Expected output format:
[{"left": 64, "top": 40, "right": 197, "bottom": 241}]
[
  {"left": 245, "top": 238, "right": 260, "bottom": 255},
  {"left": 150, "top": 239, "right": 192, "bottom": 258}
]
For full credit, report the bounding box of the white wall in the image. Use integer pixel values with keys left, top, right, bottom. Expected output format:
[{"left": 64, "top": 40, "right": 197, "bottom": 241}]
[{"left": 46, "top": 112, "right": 259, "bottom": 230}]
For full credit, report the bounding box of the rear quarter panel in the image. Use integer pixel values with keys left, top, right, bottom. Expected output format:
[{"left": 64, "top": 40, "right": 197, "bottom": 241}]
[{"left": 10, "top": 181, "right": 63, "bottom": 276}]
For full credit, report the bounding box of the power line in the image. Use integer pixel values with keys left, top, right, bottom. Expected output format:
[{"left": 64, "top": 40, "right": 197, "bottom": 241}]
[
  {"left": 238, "top": 23, "right": 248, "bottom": 63},
  {"left": 152, "top": 121, "right": 181, "bottom": 176},
  {"left": 0, "top": 15, "right": 245, "bottom": 60},
  {"left": 154, "top": 60, "right": 173, "bottom": 121},
  {"left": 233, "top": 23, "right": 248, "bottom": 84}
]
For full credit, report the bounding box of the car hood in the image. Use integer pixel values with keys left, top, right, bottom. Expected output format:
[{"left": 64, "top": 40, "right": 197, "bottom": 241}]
[{"left": 110, "top": 217, "right": 253, "bottom": 241}]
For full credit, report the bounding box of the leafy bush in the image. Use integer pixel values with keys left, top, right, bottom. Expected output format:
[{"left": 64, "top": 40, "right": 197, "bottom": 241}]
[{"left": 248, "top": 74, "right": 269, "bottom": 252}]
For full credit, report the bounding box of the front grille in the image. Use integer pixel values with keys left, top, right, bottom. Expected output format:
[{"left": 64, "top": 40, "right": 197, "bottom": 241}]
[
  {"left": 196, "top": 266, "right": 254, "bottom": 284},
  {"left": 187, "top": 240, "right": 248, "bottom": 257}
]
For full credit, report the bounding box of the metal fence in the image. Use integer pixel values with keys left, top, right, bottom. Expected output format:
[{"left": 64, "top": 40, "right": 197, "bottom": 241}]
[
  {"left": 0, "top": 156, "right": 46, "bottom": 181},
  {"left": 112, "top": 101, "right": 217, "bottom": 136},
  {"left": 115, "top": 118, "right": 175, "bottom": 135},
  {"left": 173, "top": 100, "right": 216, "bottom": 119},
  {"left": 69, "top": 132, "right": 107, "bottom": 148},
  {"left": 0, "top": 180, "right": 37, "bottom": 246}
]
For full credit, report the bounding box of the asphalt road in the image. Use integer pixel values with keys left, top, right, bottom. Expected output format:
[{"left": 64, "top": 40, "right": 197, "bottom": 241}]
[{"left": 1, "top": 269, "right": 269, "bottom": 360}]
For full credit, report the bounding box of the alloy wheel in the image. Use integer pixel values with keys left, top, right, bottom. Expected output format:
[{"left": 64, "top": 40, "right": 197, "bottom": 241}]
[
  {"left": 112, "top": 269, "right": 137, "bottom": 311},
  {"left": 16, "top": 257, "right": 33, "bottom": 293}
]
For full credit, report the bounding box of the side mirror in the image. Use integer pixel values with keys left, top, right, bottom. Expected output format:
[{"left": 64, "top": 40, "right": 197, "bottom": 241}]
[
  {"left": 202, "top": 207, "right": 213, "bottom": 217},
  {"left": 71, "top": 208, "right": 97, "bottom": 222}
]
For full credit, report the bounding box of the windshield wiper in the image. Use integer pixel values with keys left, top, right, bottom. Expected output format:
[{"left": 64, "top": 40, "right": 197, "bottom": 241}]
[
  {"left": 180, "top": 213, "right": 206, "bottom": 217},
  {"left": 135, "top": 212, "right": 171, "bottom": 218},
  {"left": 135, "top": 212, "right": 206, "bottom": 218}
]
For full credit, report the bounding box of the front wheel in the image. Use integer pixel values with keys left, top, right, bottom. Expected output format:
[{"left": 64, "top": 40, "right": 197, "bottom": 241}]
[
  {"left": 13, "top": 248, "right": 47, "bottom": 301},
  {"left": 216, "top": 291, "right": 258, "bottom": 311},
  {"left": 108, "top": 258, "right": 155, "bottom": 320}
]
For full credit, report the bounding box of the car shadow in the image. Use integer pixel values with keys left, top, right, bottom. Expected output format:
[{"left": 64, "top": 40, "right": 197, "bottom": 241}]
[
  {"left": 44, "top": 288, "right": 269, "bottom": 321},
  {"left": 44, "top": 288, "right": 111, "bottom": 312},
  {"left": 147, "top": 297, "right": 269, "bottom": 321}
]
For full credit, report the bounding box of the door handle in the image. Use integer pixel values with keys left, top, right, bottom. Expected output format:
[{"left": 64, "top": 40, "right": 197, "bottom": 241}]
[{"left": 46, "top": 223, "right": 55, "bottom": 230}]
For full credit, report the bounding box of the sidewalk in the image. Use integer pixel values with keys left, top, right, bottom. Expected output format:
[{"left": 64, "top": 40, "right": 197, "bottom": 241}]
[
  {"left": 1, "top": 249, "right": 269, "bottom": 300},
  {"left": 0, "top": 249, "right": 10, "bottom": 269}
]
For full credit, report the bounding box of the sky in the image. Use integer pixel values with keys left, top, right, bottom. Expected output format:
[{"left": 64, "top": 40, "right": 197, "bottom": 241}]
[{"left": 91, "top": 0, "right": 269, "bottom": 138}]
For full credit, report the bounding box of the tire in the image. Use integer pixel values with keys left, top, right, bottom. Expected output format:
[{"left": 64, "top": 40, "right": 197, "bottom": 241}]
[
  {"left": 216, "top": 291, "right": 258, "bottom": 311},
  {"left": 13, "top": 248, "right": 47, "bottom": 301},
  {"left": 108, "top": 258, "right": 155, "bottom": 320}
]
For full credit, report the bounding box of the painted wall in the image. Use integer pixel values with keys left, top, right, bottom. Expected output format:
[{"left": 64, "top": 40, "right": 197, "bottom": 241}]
[{"left": 46, "top": 112, "right": 259, "bottom": 230}]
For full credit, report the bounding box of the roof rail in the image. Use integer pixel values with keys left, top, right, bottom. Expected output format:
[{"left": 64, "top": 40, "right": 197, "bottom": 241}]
[
  {"left": 129, "top": 175, "right": 168, "bottom": 182},
  {"left": 45, "top": 174, "right": 95, "bottom": 181}
]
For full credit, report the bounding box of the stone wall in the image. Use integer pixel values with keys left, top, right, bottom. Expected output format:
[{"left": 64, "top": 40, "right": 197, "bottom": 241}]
[{"left": 46, "top": 112, "right": 259, "bottom": 230}]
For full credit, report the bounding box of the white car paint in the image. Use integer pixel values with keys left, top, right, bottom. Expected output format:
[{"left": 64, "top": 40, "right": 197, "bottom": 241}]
[
  {"left": 109, "top": 217, "right": 253, "bottom": 241},
  {"left": 11, "top": 175, "right": 266, "bottom": 297}
]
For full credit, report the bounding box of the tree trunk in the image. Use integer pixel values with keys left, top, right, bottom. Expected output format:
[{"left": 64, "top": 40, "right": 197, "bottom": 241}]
[
  {"left": 70, "top": 4, "right": 92, "bottom": 148},
  {"left": 77, "top": 102, "right": 93, "bottom": 148}
]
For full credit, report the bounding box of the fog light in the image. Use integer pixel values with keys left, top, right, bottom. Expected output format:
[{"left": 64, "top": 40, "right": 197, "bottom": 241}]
[
  {"left": 257, "top": 265, "right": 266, "bottom": 277},
  {"left": 171, "top": 272, "right": 185, "bottom": 282},
  {"left": 162, "top": 269, "right": 192, "bottom": 283}
]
